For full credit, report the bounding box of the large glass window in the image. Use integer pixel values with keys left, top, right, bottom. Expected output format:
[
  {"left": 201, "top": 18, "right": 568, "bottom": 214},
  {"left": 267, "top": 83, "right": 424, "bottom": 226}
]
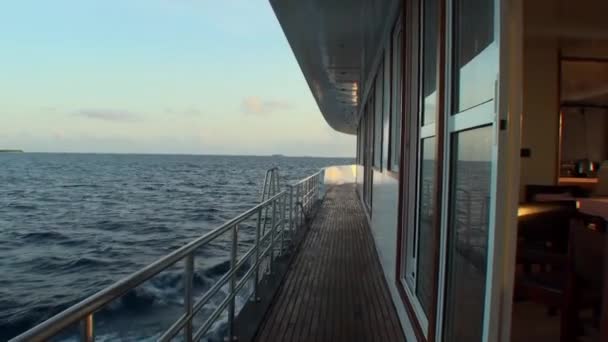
[
  {"left": 356, "top": 124, "right": 360, "bottom": 165},
  {"left": 384, "top": 49, "right": 391, "bottom": 169},
  {"left": 401, "top": 0, "right": 439, "bottom": 330},
  {"left": 374, "top": 69, "right": 384, "bottom": 169},
  {"left": 422, "top": 0, "right": 439, "bottom": 125},
  {"left": 443, "top": 126, "right": 492, "bottom": 341},
  {"left": 390, "top": 23, "right": 403, "bottom": 172},
  {"left": 416, "top": 137, "right": 436, "bottom": 316},
  {"left": 441, "top": 0, "right": 497, "bottom": 338},
  {"left": 453, "top": 0, "right": 497, "bottom": 112},
  {"left": 364, "top": 103, "right": 374, "bottom": 210}
]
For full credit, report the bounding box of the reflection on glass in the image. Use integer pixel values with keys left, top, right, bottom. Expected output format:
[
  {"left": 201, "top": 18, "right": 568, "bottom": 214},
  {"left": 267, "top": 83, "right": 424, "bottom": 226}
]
[
  {"left": 561, "top": 60, "right": 608, "bottom": 107},
  {"left": 416, "top": 137, "right": 436, "bottom": 316},
  {"left": 363, "top": 105, "right": 373, "bottom": 209},
  {"left": 560, "top": 107, "right": 608, "bottom": 174},
  {"left": 390, "top": 28, "right": 402, "bottom": 171},
  {"left": 454, "top": 0, "right": 497, "bottom": 112},
  {"left": 383, "top": 50, "right": 391, "bottom": 167},
  {"left": 374, "top": 72, "right": 383, "bottom": 168},
  {"left": 357, "top": 125, "right": 362, "bottom": 164},
  {"left": 422, "top": 0, "right": 439, "bottom": 125},
  {"left": 443, "top": 126, "right": 492, "bottom": 341}
]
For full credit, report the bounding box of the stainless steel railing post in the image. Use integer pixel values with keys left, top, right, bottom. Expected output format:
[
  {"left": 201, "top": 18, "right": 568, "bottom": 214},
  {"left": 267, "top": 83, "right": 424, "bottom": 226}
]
[
  {"left": 80, "top": 314, "right": 94, "bottom": 342},
  {"left": 252, "top": 210, "right": 262, "bottom": 302},
  {"left": 316, "top": 174, "right": 319, "bottom": 200},
  {"left": 310, "top": 177, "right": 317, "bottom": 206},
  {"left": 302, "top": 182, "right": 305, "bottom": 217},
  {"left": 318, "top": 174, "right": 321, "bottom": 200},
  {"left": 315, "top": 174, "right": 321, "bottom": 201},
  {"left": 184, "top": 254, "right": 194, "bottom": 342},
  {"left": 305, "top": 179, "right": 309, "bottom": 215},
  {"left": 296, "top": 185, "right": 301, "bottom": 229},
  {"left": 279, "top": 193, "right": 285, "bottom": 256},
  {"left": 227, "top": 224, "right": 238, "bottom": 341},
  {"left": 298, "top": 184, "right": 302, "bottom": 229},
  {"left": 303, "top": 182, "right": 306, "bottom": 223},
  {"left": 307, "top": 178, "right": 311, "bottom": 213},
  {"left": 293, "top": 186, "right": 298, "bottom": 233},
  {"left": 310, "top": 176, "right": 313, "bottom": 208},
  {"left": 302, "top": 181, "right": 306, "bottom": 216},
  {"left": 303, "top": 181, "right": 306, "bottom": 222},
  {"left": 288, "top": 186, "right": 294, "bottom": 239},
  {"left": 269, "top": 199, "right": 276, "bottom": 275},
  {"left": 309, "top": 178, "right": 313, "bottom": 209},
  {"left": 315, "top": 174, "right": 319, "bottom": 201}
]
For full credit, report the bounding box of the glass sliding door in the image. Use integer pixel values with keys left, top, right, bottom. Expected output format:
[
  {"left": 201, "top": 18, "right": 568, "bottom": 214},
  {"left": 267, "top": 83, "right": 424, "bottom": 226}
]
[
  {"left": 389, "top": 19, "right": 403, "bottom": 172},
  {"left": 438, "top": 0, "right": 500, "bottom": 340},
  {"left": 452, "top": 0, "right": 497, "bottom": 113},
  {"left": 400, "top": 0, "right": 440, "bottom": 335},
  {"left": 364, "top": 101, "right": 374, "bottom": 211},
  {"left": 416, "top": 136, "right": 437, "bottom": 316},
  {"left": 374, "top": 69, "right": 384, "bottom": 170},
  {"left": 442, "top": 127, "right": 492, "bottom": 341}
]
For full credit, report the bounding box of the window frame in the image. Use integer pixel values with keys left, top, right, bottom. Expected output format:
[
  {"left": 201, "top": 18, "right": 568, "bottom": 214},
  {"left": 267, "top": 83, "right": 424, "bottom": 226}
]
[
  {"left": 402, "top": 0, "right": 440, "bottom": 331},
  {"left": 389, "top": 17, "right": 404, "bottom": 174},
  {"left": 394, "top": 0, "right": 446, "bottom": 340},
  {"left": 373, "top": 67, "right": 384, "bottom": 171},
  {"left": 364, "top": 101, "right": 374, "bottom": 211},
  {"left": 355, "top": 122, "right": 363, "bottom": 165}
]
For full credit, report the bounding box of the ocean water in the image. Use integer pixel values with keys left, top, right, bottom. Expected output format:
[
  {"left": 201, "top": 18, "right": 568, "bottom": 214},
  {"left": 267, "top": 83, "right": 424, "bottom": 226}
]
[{"left": 0, "top": 153, "right": 353, "bottom": 341}]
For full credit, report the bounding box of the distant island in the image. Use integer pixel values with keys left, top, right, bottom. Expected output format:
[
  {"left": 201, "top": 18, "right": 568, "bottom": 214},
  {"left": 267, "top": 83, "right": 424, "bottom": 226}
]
[{"left": 0, "top": 149, "right": 24, "bottom": 153}]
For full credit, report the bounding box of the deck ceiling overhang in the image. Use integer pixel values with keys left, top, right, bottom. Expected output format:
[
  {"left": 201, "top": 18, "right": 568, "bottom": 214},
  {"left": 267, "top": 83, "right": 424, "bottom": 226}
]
[{"left": 270, "top": 0, "right": 399, "bottom": 135}]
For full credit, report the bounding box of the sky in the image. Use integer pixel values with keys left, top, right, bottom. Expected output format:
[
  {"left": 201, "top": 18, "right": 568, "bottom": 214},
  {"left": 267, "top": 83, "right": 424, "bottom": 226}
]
[{"left": 0, "top": 0, "right": 355, "bottom": 157}]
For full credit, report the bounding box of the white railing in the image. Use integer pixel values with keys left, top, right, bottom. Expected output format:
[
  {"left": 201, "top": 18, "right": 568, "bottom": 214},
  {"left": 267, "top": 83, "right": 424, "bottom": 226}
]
[{"left": 10, "top": 169, "right": 324, "bottom": 342}]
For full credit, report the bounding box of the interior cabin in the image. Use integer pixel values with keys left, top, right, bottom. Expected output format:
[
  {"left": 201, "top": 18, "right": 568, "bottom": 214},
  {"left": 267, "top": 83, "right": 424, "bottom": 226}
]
[{"left": 513, "top": 0, "right": 608, "bottom": 340}]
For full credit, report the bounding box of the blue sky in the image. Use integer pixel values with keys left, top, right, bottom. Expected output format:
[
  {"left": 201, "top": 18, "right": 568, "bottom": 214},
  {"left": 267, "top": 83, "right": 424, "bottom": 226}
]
[{"left": 0, "top": 0, "right": 354, "bottom": 157}]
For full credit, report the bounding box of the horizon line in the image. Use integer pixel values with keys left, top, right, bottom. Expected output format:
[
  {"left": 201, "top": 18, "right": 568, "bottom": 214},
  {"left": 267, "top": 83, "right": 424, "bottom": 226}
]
[{"left": 10, "top": 151, "right": 355, "bottom": 159}]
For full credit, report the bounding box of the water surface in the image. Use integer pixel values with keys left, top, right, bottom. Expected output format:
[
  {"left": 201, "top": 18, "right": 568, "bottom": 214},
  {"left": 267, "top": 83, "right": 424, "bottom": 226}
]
[{"left": 0, "top": 153, "right": 352, "bottom": 341}]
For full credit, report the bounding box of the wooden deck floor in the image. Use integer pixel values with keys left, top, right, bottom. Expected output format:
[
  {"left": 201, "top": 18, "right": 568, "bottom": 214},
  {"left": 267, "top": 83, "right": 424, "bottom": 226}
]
[{"left": 254, "top": 184, "right": 405, "bottom": 342}]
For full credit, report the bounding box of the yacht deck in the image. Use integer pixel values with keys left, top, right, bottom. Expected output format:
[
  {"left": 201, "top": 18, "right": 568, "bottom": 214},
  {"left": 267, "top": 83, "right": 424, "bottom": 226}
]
[{"left": 253, "top": 184, "right": 405, "bottom": 342}]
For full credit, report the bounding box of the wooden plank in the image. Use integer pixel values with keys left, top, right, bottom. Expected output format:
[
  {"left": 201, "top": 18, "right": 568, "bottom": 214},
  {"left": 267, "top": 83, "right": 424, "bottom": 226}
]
[{"left": 253, "top": 184, "right": 405, "bottom": 342}]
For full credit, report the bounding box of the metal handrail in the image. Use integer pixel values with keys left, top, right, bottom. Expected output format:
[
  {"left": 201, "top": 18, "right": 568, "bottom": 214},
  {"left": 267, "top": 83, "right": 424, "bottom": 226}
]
[
  {"left": 287, "top": 170, "right": 323, "bottom": 234},
  {"left": 10, "top": 169, "right": 324, "bottom": 342},
  {"left": 260, "top": 168, "right": 281, "bottom": 237},
  {"left": 291, "top": 172, "right": 319, "bottom": 186}
]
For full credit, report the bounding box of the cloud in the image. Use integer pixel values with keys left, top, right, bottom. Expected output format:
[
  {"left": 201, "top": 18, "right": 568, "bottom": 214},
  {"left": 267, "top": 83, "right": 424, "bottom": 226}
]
[
  {"left": 184, "top": 107, "right": 203, "bottom": 116},
  {"left": 241, "top": 96, "right": 293, "bottom": 115},
  {"left": 164, "top": 106, "right": 203, "bottom": 116},
  {"left": 52, "top": 130, "right": 65, "bottom": 140},
  {"left": 74, "top": 108, "right": 141, "bottom": 122}
]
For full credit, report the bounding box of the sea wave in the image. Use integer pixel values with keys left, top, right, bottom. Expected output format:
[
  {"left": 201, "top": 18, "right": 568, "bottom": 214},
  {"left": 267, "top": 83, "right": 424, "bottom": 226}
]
[{"left": 18, "top": 230, "right": 68, "bottom": 241}]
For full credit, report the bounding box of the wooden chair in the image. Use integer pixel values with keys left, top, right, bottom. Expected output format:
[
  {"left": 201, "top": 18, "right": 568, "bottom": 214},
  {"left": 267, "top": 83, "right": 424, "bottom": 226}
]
[
  {"left": 568, "top": 215, "right": 606, "bottom": 339},
  {"left": 517, "top": 201, "right": 578, "bottom": 266},
  {"left": 515, "top": 202, "right": 576, "bottom": 323},
  {"left": 515, "top": 213, "right": 606, "bottom": 341}
]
